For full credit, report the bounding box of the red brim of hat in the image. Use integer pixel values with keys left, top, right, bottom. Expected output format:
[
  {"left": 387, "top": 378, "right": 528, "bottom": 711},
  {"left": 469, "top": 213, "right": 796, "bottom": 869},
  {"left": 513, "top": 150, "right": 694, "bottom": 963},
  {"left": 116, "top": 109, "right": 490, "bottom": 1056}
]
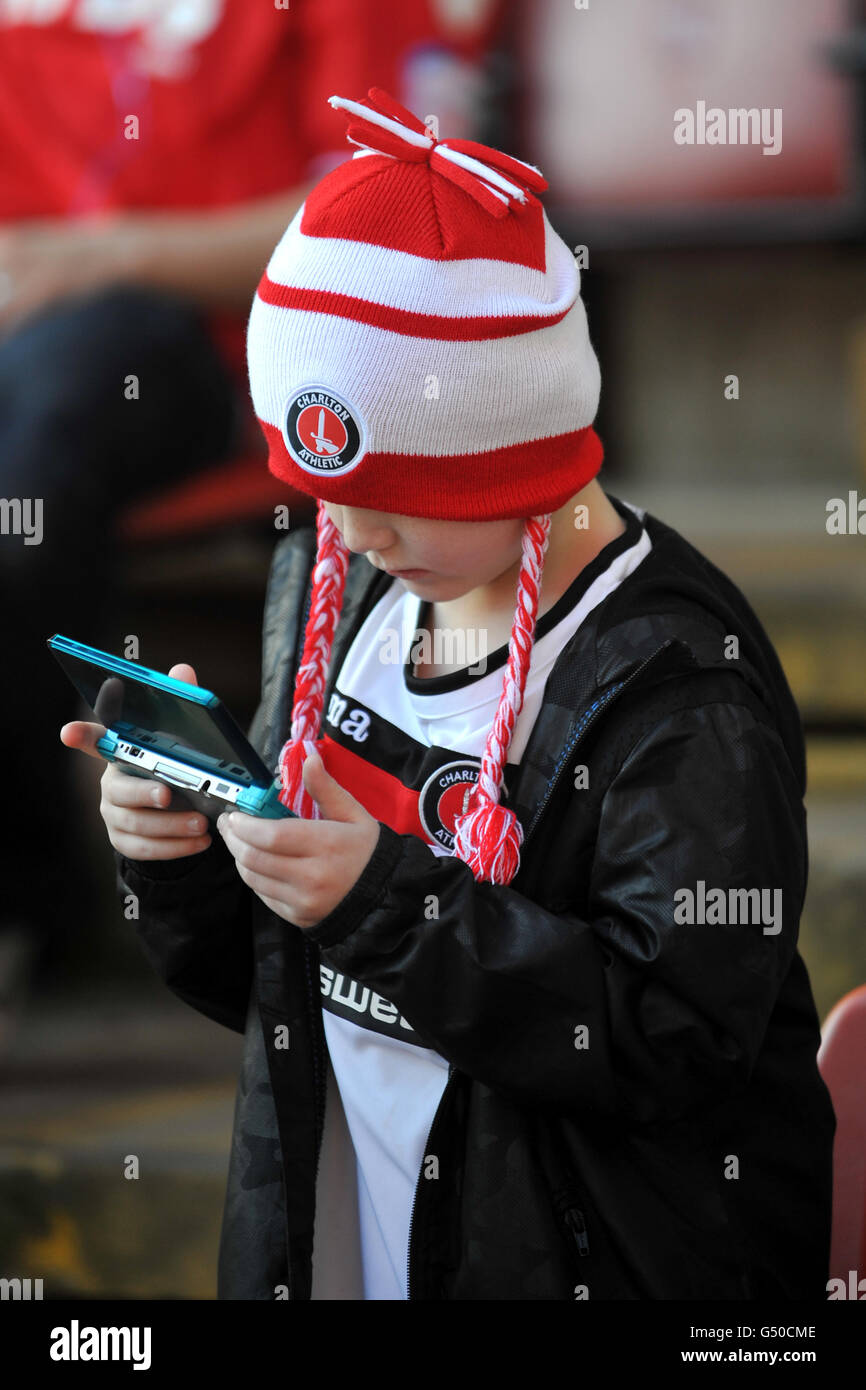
[{"left": 259, "top": 419, "right": 604, "bottom": 521}]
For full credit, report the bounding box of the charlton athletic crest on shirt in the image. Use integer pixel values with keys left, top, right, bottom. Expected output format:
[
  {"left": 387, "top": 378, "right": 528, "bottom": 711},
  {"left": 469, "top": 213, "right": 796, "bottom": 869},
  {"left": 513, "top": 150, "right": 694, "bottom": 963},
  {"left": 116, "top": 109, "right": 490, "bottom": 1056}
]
[
  {"left": 418, "top": 760, "right": 482, "bottom": 853},
  {"left": 282, "top": 384, "right": 366, "bottom": 477}
]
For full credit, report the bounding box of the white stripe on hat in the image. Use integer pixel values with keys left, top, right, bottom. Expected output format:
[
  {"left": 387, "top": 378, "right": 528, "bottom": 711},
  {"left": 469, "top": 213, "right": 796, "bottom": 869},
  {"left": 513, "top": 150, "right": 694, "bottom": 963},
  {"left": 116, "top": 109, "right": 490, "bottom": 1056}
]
[
  {"left": 264, "top": 204, "right": 582, "bottom": 324},
  {"left": 247, "top": 293, "right": 600, "bottom": 457}
]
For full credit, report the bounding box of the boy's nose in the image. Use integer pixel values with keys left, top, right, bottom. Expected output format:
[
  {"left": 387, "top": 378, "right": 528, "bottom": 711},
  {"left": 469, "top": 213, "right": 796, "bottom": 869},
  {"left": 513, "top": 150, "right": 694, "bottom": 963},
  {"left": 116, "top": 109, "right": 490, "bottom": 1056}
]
[{"left": 339, "top": 508, "right": 397, "bottom": 556}]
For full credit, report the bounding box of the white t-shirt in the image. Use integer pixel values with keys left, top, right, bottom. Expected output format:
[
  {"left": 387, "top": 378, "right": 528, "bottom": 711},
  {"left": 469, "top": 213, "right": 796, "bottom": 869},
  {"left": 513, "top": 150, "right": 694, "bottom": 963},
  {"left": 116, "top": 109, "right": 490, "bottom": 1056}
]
[{"left": 318, "top": 497, "right": 651, "bottom": 1298}]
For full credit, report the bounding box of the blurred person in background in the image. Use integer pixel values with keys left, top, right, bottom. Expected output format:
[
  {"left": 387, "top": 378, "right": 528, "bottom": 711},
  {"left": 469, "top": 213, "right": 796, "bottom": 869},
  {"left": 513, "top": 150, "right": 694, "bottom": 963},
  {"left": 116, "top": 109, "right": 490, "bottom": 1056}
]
[{"left": 0, "top": 0, "right": 505, "bottom": 1033}]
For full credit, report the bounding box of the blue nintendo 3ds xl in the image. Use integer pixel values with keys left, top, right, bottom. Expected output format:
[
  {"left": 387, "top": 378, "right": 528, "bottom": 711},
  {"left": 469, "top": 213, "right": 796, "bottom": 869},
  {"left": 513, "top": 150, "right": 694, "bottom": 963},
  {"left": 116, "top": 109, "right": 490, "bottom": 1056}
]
[{"left": 48, "top": 634, "right": 294, "bottom": 821}]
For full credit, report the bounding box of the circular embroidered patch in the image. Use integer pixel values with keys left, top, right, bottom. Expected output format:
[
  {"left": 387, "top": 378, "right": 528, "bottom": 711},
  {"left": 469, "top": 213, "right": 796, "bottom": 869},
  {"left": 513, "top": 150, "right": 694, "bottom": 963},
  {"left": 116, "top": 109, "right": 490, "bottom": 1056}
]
[
  {"left": 282, "top": 385, "right": 366, "bottom": 476},
  {"left": 418, "top": 759, "right": 481, "bottom": 852}
]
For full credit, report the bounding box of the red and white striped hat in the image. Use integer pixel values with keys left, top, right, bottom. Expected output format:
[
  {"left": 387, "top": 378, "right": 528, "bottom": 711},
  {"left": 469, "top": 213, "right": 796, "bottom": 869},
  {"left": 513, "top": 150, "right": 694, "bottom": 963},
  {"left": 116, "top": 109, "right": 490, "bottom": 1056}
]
[{"left": 246, "top": 87, "right": 604, "bottom": 885}]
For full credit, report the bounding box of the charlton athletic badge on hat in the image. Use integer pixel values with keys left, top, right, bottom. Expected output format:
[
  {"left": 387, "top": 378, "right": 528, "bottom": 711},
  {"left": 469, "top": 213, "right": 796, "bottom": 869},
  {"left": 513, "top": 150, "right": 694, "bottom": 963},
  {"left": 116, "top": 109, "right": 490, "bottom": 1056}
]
[{"left": 282, "top": 385, "right": 367, "bottom": 477}]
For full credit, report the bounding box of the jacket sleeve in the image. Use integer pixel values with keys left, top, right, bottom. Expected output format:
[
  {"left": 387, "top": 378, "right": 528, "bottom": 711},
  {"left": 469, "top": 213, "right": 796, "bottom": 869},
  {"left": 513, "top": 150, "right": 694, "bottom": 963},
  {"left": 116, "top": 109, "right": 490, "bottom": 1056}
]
[
  {"left": 305, "top": 698, "right": 807, "bottom": 1124},
  {"left": 112, "top": 689, "right": 279, "bottom": 1034},
  {"left": 115, "top": 828, "right": 255, "bottom": 1035}
]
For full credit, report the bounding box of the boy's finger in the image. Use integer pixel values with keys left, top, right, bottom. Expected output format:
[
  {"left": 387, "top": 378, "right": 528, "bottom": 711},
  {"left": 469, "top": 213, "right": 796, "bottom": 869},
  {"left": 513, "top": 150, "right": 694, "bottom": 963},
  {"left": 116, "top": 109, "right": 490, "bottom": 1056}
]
[
  {"left": 168, "top": 662, "right": 198, "bottom": 686},
  {"left": 110, "top": 805, "right": 209, "bottom": 838},
  {"left": 59, "top": 719, "right": 107, "bottom": 760},
  {"left": 61, "top": 665, "right": 196, "bottom": 761},
  {"left": 112, "top": 833, "right": 212, "bottom": 862},
  {"left": 105, "top": 768, "right": 173, "bottom": 809},
  {"left": 217, "top": 810, "right": 320, "bottom": 856}
]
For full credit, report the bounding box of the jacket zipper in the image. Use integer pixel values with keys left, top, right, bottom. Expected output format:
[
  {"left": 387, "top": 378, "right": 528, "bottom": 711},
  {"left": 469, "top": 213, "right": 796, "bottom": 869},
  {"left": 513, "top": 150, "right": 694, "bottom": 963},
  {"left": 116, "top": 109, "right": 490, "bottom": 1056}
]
[
  {"left": 551, "top": 1174, "right": 591, "bottom": 1259},
  {"left": 299, "top": 574, "right": 314, "bottom": 661},
  {"left": 562, "top": 1203, "right": 590, "bottom": 1257},
  {"left": 285, "top": 937, "right": 326, "bottom": 1303},
  {"left": 406, "top": 1061, "right": 457, "bottom": 1300},
  {"left": 304, "top": 939, "right": 327, "bottom": 1172},
  {"left": 272, "top": 555, "right": 315, "bottom": 772},
  {"left": 405, "top": 1134, "right": 424, "bottom": 1301}
]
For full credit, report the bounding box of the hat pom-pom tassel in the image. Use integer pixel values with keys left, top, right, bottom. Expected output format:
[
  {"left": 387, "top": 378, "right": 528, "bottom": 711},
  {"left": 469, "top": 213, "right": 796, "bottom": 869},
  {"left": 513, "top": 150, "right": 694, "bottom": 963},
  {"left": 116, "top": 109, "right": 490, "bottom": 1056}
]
[
  {"left": 453, "top": 797, "right": 523, "bottom": 886},
  {"left": 276, "top": 737, "right": 320, "bottom": 819}
]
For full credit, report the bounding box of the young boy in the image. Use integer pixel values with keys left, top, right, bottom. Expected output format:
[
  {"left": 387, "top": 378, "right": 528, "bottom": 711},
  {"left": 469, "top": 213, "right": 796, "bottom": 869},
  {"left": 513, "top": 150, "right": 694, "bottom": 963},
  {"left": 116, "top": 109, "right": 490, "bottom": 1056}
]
[{"left": 63, "top": 88, "right": 835, "bottom": 1300}]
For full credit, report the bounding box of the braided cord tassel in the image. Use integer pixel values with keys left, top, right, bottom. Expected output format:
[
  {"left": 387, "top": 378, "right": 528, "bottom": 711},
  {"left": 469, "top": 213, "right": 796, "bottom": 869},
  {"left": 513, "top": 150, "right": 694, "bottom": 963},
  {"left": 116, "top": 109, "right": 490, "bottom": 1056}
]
[
  {"left": 452, "top": 515, "right": 552, "bottom": 885},
  {"left": 275, "top": 502, "right": 349, "bottom": 817}
]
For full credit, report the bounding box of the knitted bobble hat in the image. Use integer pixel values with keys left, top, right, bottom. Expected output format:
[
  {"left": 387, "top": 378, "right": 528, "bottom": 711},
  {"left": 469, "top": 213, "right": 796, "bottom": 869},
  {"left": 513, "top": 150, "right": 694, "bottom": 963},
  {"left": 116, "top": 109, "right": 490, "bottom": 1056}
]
[{"left": 247, "top": 86, "right": 604, "bottom": 886}]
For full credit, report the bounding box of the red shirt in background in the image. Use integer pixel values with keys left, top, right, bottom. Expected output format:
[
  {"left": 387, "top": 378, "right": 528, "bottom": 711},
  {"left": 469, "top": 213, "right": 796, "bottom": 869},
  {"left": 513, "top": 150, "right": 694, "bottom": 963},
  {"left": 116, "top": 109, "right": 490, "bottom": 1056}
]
[
  {"left": 0, "top": 0, "right": 504, "bottom": 216},
  {"left": 0, "top": 0, "right": 505, "bottom": 371}
]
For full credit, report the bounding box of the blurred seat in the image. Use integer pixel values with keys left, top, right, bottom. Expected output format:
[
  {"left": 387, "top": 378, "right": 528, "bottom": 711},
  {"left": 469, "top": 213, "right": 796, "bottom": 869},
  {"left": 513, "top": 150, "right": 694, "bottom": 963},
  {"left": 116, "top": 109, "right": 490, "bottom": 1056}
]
[
  {"left": 116, "top": 448, "right": 297, "bottom": 543},
  {"left": 818, "top": 984, "right": 866, "bottom": 1289},
  {"left": 112, "top": 446, "right": 315, "bottom": 717}
]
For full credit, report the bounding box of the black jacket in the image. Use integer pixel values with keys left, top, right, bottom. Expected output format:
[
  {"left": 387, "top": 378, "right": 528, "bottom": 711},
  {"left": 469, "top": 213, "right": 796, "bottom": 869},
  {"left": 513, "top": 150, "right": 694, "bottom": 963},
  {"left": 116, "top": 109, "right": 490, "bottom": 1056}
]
[{"left": 116, "top": 493, "right": 835, "bottom": 1300}]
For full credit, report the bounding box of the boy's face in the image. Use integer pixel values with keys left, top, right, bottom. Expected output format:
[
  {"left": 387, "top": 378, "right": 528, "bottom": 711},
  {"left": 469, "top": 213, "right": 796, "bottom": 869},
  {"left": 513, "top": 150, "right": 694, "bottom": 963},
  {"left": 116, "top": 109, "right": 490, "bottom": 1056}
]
[{"left": 322, "top": 502, "right": 525, "bottom": 601}]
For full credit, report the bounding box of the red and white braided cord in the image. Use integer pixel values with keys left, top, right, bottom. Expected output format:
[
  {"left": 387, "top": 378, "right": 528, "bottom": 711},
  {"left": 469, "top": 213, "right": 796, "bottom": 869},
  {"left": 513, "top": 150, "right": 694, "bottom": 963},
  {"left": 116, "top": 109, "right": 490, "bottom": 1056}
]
[
  {"left": 474, "top": 515, "right": 551, "bottom": 807},
  {"left": 289, "top": 502, "right": 349, "bottom": 744}
]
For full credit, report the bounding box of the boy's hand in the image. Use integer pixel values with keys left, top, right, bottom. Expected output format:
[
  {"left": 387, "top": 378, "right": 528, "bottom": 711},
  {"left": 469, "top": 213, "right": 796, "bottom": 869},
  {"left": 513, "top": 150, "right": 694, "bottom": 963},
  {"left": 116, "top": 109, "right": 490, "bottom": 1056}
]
[
  {"left": 60, "top": 662, "right": 213, "bottom": 861},
  {"left": 216, "top": 750, "right": 381, "bottom": 929}
]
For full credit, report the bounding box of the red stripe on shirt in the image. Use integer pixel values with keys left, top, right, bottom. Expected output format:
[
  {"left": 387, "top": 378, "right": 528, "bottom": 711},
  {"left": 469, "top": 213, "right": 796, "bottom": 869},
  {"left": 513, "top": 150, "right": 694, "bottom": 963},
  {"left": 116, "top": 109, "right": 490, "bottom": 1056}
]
[{"left": 320, "top": 734, "right": 427, "bottom": 841}]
